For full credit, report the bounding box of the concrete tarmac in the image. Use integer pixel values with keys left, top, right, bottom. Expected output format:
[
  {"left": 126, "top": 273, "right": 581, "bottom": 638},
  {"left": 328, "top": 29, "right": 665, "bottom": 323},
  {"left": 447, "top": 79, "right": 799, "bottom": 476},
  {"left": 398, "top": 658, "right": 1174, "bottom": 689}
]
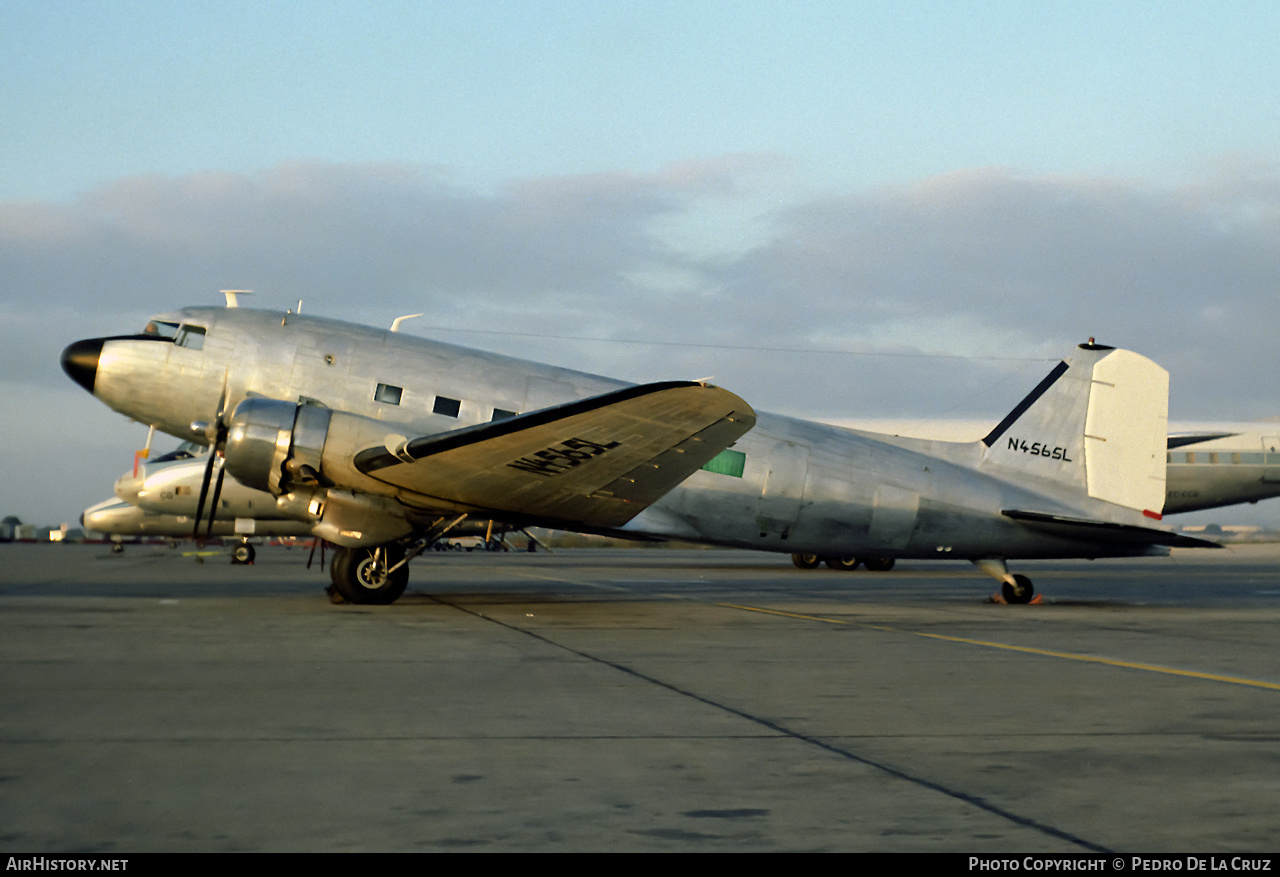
[{"left": 2, "top": 542, "right": 1279, "bottom": 852}]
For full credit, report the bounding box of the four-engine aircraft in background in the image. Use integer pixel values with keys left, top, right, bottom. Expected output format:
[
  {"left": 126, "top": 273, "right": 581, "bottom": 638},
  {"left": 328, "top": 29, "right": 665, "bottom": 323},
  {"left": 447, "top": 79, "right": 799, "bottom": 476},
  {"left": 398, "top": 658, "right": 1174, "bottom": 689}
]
[
  {"left": 1164, "top": 431, "right": 1280, "bottom": 514},
  {"left": 62, "top": 300, "right": 1218, "bottom": 605},
  {"left": 82, "top": 442, "right": 526, "bottom": 562}
]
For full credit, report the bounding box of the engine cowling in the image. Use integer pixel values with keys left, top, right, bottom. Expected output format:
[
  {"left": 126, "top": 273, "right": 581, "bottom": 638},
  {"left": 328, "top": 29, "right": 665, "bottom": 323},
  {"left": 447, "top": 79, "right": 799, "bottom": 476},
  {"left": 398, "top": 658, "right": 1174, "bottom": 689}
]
[
  {"left": 221, "top": 398, "right": 415, "bottom": 548},
  {"left": 223, "top": 398, "right": 332, "bottom": 495}
]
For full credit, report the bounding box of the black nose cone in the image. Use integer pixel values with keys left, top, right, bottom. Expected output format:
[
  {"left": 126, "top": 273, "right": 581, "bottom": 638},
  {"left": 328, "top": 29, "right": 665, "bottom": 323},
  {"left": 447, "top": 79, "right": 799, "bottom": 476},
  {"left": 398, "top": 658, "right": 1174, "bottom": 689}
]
[{"left": 61, "top": 338, "right": 104, "bottom": 393}]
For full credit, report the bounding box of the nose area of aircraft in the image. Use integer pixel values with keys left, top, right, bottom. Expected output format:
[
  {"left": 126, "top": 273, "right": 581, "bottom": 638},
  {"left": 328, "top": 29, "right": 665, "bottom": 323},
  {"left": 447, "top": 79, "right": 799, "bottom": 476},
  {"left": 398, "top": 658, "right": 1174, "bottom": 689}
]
[{"left": 61, "top": 338, "right": 104, "bottom": 393}]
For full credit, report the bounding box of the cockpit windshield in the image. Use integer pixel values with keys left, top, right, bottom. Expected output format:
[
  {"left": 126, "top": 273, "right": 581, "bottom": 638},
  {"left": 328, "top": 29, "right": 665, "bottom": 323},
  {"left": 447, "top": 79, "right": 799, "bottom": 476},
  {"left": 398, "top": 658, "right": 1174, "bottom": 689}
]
[{"left": 143, "top": 319, "right": 180, "bottom": 339}]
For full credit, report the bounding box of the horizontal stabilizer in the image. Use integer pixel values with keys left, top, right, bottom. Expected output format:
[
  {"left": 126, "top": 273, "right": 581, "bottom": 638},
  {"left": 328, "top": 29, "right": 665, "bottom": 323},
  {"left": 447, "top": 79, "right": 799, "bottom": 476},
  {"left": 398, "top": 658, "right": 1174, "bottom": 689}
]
[
  {"left": 353, "top": 381, "right": 756, "bottom": 528},
  {"left": 1002, "top": 509, "right": 1223, "bottom": 549},
  {"left": 1167, "top": 433, "right": 1237, "bottom": 449}
]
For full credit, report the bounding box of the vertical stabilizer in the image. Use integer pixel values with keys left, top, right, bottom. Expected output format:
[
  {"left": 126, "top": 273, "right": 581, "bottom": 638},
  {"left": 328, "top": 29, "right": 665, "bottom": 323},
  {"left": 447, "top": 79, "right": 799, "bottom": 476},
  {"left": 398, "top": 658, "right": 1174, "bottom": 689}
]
[{"left": 980, "top": 344, "right": 1168, "bottom": 515}]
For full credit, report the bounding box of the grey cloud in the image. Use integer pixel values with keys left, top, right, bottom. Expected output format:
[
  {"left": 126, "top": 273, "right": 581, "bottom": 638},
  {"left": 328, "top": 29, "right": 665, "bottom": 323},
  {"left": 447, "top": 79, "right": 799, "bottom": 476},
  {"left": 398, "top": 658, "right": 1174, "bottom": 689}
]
[
  {"left": 707, "top": 165, "right": 1280, "bottom": 419},
  {"left": 3, "top": 156, "right": 1279, "bottom": 525},
  {"left": 3, "top": 157, "right": 1277, "bottom": 415}
]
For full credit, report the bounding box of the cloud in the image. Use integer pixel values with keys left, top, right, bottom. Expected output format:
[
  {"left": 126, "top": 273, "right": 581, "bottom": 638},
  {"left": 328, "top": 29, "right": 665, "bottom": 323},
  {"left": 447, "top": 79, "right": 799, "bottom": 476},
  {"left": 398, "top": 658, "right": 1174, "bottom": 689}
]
[{"left": 3, "top": 156, "right": 1279, "bottom": 524}]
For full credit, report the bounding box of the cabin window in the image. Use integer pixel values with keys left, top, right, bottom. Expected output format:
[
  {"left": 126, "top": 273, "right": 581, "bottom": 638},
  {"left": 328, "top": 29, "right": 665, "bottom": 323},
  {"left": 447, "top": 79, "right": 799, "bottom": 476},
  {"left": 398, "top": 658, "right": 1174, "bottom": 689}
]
[
  {"left": 433, "top": 396, "right": 461, "bottom": 417},
  {"left": 374, "top": 383, "right": 403, "bottom": 405},
  {"left": 174, "top": 325, "right": 206, "bottom": 350},
  {"left": 492, "top": 408, "right": 516, "bottom": 422},
  {"left": 702, "top": 449, "right": 746, "bottom": 478}
]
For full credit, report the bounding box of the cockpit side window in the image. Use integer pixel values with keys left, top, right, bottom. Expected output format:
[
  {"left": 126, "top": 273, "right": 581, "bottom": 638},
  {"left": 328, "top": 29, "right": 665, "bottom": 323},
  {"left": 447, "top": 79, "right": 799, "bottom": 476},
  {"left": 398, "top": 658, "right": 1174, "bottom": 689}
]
[
  {"left": 174, "top": 324, "right": 207, "bottom": 350},
  {"left": 151, "top": 441, "right": 205, "bottom": 464},
  {"left": 143, "top": 320, "right": 180, "bottom": 339}
]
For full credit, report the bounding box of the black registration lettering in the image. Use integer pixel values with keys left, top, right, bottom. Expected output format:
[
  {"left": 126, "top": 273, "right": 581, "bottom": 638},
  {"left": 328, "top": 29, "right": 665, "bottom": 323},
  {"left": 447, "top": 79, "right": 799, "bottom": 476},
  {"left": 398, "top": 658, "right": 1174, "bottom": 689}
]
[
  {"left": 508, "top": 437, "right": 621, "bottom": 477},
  {"left": 1006, "top": 436, "right": 1072, "bottom": 462}
]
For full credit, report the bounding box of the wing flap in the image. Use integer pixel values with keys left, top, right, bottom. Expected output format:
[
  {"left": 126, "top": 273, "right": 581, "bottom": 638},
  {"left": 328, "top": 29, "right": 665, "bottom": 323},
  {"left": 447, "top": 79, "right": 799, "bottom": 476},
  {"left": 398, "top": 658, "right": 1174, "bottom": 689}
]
[
  {"left": 353, "top": 381, "right": 756, "bottom": 528},
  {"left": 591, "top": 415, "right": 751, "bottom": 505}
]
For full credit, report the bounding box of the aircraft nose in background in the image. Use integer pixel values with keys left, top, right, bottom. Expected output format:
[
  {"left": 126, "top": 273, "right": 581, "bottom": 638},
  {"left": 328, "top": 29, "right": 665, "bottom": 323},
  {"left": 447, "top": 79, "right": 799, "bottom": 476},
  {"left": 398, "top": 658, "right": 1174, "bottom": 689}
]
[{"left": 61, "top": 338, "right": 104, "bottom": 393}]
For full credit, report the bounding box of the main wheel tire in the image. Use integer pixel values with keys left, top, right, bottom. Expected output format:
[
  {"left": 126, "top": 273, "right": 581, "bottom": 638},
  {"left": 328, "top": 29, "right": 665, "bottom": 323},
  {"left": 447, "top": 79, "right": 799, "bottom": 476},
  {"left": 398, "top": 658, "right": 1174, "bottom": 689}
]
[
  {"left": 863, "top": 557, "right": 896, "bottom": 572},
  {"left": 231, "top": 543, "right": 255, "bottom": 564},
  {"left": 825, "top": 556, "right": 861, "bottom": 571},
  {"left": 331, "top": 545, "right": 409, "bottom": 605},
  {"left": 110, "top": 542, "right": 124, "bottom": 554},
  {"left": 1001, "top": 574, "right": 1035, "bottom": 604},
  {"left": 791, "top": 552, "right": 821, "bottom": 569}
]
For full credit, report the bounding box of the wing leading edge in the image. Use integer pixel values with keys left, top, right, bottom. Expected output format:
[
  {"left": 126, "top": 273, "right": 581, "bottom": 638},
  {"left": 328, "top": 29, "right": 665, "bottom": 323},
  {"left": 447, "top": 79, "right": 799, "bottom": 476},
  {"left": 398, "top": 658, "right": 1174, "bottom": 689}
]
[{"left": 353, "top": 381, "right": 756, "bottom": 529}]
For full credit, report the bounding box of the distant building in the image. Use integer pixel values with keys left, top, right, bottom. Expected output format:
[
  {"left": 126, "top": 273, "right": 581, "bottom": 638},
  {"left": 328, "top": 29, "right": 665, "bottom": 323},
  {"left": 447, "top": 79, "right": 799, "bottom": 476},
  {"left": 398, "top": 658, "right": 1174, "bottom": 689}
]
[{"left": 1, "top": 515, "right": 21, "bottom": 541}]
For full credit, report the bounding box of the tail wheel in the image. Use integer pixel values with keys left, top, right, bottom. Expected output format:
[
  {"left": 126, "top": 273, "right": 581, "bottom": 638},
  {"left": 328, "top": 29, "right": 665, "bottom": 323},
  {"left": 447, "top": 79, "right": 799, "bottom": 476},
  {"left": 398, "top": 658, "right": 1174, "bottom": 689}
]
[
  {"left": 1001, "top": 574, "right": 1035, "bottom": 604},
  {"left": 825, "top": 556, "right": 860, "bottom": 571},
  {"left": 231, "top": 543, "right": 255, "bottom": 565},
  {"left": 791, "top": 552, "right": 821, "bottom": 569},
  {"left": 331, "top": 544, "right": 409, "bottom": 605},
  {"left": 863, "top": 557, "right": 896, "bottom": 572}
]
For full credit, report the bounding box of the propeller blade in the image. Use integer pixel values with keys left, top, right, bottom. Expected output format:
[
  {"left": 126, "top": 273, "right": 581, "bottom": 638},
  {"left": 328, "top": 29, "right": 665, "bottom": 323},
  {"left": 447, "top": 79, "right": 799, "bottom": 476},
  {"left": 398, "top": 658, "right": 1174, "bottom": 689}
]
[
  {"left": 192, "top": 448, "right": 217, "bottom": 538},
  {"left": 193, "top": 373, "right": 232, "bottom": 539},
  {"left": 205, "top": 456, "right": 226, "bottom": 538}
]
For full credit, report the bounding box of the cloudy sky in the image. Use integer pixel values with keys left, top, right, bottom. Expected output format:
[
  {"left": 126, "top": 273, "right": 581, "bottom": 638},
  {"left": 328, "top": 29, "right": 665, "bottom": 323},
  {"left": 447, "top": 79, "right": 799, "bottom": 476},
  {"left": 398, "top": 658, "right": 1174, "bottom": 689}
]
[{"left": 3, "top": 1, "right": 1279, "bottom": 527}]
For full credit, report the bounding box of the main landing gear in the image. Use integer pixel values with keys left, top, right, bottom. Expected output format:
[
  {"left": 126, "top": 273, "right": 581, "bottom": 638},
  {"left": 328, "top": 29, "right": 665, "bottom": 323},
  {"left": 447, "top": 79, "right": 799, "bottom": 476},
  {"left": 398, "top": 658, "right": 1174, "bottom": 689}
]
[
  {"left": 329, "top": 544, "right": 409, "bottom": 605},
  {"left": 790, "top": 553, "right": 896, "bottom": 572}
]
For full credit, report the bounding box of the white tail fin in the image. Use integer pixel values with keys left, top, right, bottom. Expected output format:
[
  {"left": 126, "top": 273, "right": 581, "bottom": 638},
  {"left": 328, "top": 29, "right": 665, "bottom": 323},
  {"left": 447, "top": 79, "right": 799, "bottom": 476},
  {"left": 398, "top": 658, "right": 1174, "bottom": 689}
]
[{"left": 980, "top": 344, "right": 1168, "bottom": 516}]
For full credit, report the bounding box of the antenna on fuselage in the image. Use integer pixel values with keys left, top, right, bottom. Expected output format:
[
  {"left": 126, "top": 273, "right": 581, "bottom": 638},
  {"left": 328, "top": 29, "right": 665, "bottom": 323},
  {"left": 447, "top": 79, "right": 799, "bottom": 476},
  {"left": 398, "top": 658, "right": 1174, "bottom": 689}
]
[
  {"left": 390, "top": 313, "right": 424, "bottom": 333},
  {"left": 221, "top": 290, "right": 253, "bottom": 308},
  {"left": 281, "top": 299, "right": 303, "bottom": 326}
]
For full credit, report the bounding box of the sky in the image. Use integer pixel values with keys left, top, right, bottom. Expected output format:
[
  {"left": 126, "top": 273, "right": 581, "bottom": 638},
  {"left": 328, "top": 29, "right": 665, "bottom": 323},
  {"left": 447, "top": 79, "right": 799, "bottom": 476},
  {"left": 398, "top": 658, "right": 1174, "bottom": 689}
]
[{"left": 2, "top": 1, "right": 1279, "bottom": 528}]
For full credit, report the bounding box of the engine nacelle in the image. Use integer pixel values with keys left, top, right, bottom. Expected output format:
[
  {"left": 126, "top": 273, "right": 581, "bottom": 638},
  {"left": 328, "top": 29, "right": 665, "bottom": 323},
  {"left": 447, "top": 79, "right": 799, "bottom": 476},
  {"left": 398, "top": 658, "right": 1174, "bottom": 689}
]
[
  {"left": 222, "top": 398, "right": 415, "bottom": 548},
  {"left": 223, "top": 398, "right": 332, "bottom": 495}
]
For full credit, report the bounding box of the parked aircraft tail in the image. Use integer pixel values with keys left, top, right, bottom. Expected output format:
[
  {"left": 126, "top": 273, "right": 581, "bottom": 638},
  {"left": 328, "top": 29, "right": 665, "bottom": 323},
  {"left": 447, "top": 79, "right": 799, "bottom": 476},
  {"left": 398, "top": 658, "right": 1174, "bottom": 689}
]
[{"left": 979, "top": 342, "right": 1169, "bottom": 517}]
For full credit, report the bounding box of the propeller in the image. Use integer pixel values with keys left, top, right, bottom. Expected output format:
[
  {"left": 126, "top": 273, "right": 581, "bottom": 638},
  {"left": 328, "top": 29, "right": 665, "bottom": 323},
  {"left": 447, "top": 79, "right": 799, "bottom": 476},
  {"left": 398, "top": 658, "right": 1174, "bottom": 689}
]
[
  {"left": 192, "top": 380, "right": 231, "bottom": 539},
  {"left": 203, "top": 453, "right": 227, "bottom": 539}
]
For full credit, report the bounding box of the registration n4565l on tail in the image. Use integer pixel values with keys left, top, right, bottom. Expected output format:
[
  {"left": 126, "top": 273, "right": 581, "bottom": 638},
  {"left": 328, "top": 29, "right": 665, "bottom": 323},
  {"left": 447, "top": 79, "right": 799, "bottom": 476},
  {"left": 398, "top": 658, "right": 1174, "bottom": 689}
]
[{"left": 62, "top": 301, "right": 1215, "bottom": 604}]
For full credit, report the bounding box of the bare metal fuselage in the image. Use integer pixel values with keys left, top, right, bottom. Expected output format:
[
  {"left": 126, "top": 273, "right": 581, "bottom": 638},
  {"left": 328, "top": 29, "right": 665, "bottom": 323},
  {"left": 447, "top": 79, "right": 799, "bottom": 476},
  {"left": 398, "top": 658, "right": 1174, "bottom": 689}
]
[
  {"left": 71, "top": 307, "right": 1174, "bottom": 563},
  {"left": 1165, "top": 433, "right": 1280, "bottom": 514}
]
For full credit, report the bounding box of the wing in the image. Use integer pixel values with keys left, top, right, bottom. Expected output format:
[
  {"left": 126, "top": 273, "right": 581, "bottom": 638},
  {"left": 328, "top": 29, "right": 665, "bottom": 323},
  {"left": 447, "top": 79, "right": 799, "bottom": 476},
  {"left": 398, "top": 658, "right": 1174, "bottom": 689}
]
[{"left": 352, "top": 381, "right": 756, "bottom": 529}]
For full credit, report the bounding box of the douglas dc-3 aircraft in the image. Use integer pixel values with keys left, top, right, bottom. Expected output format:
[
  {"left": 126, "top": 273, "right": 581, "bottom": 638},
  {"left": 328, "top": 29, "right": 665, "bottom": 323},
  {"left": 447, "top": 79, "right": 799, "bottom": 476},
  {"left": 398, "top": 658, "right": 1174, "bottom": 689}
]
[{"left": 62, "top": 301, "right": 1218, "bottom": 605}]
